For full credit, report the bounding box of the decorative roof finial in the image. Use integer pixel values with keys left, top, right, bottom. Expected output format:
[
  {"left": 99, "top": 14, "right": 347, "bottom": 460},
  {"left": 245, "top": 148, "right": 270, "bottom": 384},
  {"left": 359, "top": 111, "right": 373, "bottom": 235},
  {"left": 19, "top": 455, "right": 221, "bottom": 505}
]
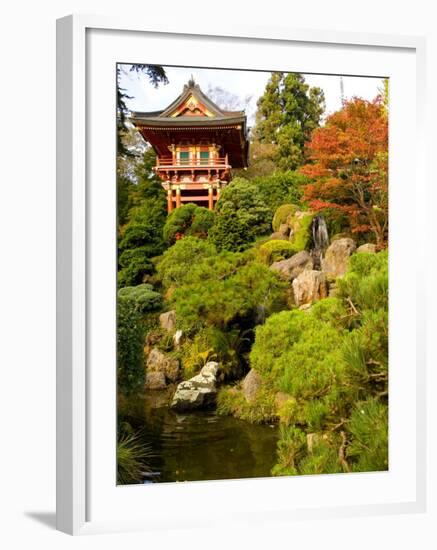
[{"left": 188, "top": 75, "right": 196, "bottom": 87}]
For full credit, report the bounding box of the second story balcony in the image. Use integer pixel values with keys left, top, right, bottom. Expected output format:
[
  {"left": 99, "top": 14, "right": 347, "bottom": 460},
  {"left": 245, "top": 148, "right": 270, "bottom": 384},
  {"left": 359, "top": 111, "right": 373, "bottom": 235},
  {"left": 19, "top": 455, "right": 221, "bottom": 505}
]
[{"left": 155, "top": 155, "right": 230, "bottom": 171}]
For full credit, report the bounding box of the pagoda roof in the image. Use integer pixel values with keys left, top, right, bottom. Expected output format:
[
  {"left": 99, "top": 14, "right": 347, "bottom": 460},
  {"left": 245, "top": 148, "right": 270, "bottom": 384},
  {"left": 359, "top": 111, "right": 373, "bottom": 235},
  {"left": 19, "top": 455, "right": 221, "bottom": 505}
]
[
  {"left": 130, "top": 78, "right": 249, "bottom": 168},
  {"left": 131, "top": 77, "right": 246, "bottom": 124}
]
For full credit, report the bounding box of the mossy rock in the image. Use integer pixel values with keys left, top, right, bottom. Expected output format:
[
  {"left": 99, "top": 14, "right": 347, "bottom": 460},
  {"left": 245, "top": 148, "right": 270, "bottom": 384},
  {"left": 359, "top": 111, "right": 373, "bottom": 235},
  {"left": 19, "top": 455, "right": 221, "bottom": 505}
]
[
  {"left": 272, "top": 204, "right": 299, "bottom": 232},
  {"left": 259, "top": 239, "right": 299, "bottom": 264},
  {"left": 288, "top": 212, "right": 314, "bottom": 251}
]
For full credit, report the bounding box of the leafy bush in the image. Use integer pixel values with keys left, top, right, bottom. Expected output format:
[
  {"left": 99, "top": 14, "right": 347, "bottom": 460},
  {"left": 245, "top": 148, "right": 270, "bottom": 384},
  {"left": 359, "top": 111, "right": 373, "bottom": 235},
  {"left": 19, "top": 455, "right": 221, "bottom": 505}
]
[
  {"left": 163, "top": 203, "right": 215, "bottom": 244},
  {"left": 258, "top": 239, "right": 299, "bottom": 264},
  {"left": 117, "top": 299, "right": 145, "bottom": 394},
  {"left": 252, "top": 172, "right": 307, "bottom": 213},
  {"left": 248, "top": 250, "right": 389, "bottom": 477},
  {"left": 171, "top": 253, "right": 286, "bottom": 334},
  {"left": 118, "top": 248, "right": 155, "bottom": 287},
  {"left": 156, "top": 236, "right": 217, "bottom": 290},
  {"left": 272, "top": 203, "right": 298, "bottom": 232},
  {"left": 118, "top": 284, "right": 162, "bottom": 314},
  {"left": 118, "top": 198, "right": 167, "bottom": 287},
  {"left": 209, "top": 178, "right": 272, "bottom": 251},
  {"left": 346, "top": 398, "right": 388, "bottom": 472}
]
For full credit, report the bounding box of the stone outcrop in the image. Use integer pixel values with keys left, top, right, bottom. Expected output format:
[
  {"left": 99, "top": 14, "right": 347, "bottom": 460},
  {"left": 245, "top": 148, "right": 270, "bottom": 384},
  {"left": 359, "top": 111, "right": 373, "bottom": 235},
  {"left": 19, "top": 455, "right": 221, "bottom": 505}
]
[
  {"left": 292, "top": 269, "right": 328, "bottom": 307},
  {"left": 357, "top": 243, "right": 376, "bottom": 254},
  {"left": 270, "top": 251, "right": 313, "bottom": 282},
  {"left": 159, "top": 310, "right": 177, "bottom": 332},
  {"left": 147, "top": 347, "right": 180, "bottom": 383},
  {"left": 242, "top": 369, "right": 262, "bottom": 403},
  {"left": 145, "top": 370, "right": 167, "bottom": 390},
  {"left": 321, "top": 238, "right": 356, "bottom": 278},
  {"left": 171, "top": 362, "right": 219, "bottom": 411}
]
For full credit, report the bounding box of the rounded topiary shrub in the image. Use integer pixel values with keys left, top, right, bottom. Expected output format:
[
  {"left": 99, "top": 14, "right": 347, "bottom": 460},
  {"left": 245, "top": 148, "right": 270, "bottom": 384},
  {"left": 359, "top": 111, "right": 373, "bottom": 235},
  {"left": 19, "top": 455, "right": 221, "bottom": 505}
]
[
  {"left": 163, "top": 203, "right": 215, "bottom": 244},
  {"left": 118, "top": 283, "right": 162, "bottom": 314}
]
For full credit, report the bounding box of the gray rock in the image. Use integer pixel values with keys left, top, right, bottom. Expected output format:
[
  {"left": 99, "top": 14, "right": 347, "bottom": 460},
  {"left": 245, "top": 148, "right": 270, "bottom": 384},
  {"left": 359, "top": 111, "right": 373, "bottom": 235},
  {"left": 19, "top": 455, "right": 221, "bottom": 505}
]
[
  {"left": 159, "top": 310, "right": 177, "bottom": 332},
  {"left": 270, "top": 251, "right": 313, "bottom": 282},
  {"left": 147, "top": 347, "right": 180, "bottom": 383},
  {"left": 292, "top": 269, "right": 328, "bottom": 306},
  {"left": 145, "top": 370, "right": 167, "bottom": 390},
  {"left": 321, "top": 238, "right": 356, "bottom": 278},
  {"left": 242, "top": 369, "right": 262, "bottom": 403},
  {"left": 171, "top": 362, "right": 219, "bottom": 411},
  {"left": 357, "top": 243, "right": 376, "bottom": 254}
]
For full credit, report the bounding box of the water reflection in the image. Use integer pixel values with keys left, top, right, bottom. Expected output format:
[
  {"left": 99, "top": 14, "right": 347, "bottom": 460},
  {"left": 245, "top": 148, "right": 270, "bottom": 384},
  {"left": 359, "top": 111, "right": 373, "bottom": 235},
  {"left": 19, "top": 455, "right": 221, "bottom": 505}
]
[{"left": 118, "top": 390, "right": 279, "bottom": 484}]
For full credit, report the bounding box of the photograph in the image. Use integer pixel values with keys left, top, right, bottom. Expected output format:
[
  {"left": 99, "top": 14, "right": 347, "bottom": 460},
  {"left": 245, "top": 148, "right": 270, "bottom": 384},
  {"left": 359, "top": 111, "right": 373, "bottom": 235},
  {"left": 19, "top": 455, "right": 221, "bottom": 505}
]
[{"left": 115, "top": 64, "right": 389, "bottom": 485}]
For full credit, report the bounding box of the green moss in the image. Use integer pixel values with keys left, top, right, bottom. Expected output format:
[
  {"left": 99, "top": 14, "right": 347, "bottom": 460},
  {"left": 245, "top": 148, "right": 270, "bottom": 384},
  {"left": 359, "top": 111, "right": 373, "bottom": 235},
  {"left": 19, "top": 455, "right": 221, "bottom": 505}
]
[
  {"left": 272, "top": 203, "right": 298, "bottom": 232},
  {"left": 258, "top": 239, "right": 299, "bottom": 264},
  {"left": 288, "top": 212, "right": 314, "bottom": 251},
  {"left": 217, "top": 386, "right": 277, "bottom": 424}
]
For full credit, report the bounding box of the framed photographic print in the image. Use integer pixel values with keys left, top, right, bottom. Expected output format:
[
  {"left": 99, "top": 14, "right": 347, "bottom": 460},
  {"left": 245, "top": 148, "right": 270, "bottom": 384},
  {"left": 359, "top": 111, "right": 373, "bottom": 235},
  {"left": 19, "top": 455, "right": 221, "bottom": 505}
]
[{"left": 56, "top": 15, "right": 427, "bottom": 535}]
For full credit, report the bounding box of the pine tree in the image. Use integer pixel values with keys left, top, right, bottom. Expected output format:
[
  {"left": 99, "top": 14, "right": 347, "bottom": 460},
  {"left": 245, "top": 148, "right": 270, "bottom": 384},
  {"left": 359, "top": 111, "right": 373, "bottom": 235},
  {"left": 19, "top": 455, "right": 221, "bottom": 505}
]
[{"left": 253, "top": 72, "right": 325, "bottom": 171}]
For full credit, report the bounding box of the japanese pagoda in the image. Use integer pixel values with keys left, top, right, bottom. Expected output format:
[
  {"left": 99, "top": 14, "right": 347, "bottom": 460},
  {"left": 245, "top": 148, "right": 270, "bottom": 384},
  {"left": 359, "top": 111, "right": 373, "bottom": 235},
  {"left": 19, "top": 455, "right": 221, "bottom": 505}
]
[{"left": 131, "top": 78, "right": 249, "bottom": 213}]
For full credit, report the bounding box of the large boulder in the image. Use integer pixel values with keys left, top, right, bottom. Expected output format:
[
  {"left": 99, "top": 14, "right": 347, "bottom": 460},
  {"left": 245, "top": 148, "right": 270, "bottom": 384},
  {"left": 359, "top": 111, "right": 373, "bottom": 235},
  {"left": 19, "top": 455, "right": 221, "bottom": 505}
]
[
  {"left": 145, "top": 370, "right": 167, "bottom": 390},
  {"left": 292, "top": 269, "right": 328, "bottom": 307},
  {"left": 357, "top": 243, "right": 376, "bottom": 254},
  {"left": 270, "top": 251, "right": 313, "bottom": 282},
  {"left": 321, "top": 238, "right": 356, "bottom": 278},
  {"left": 242, "top": 369, "right": 262, "bottom": 403},
  {"left": 159, "top": 310, "right": 177, "bottom": 332},
  {"left": 147, "top": 347, "right": 180, "bottom": 383},
  {"left": 171, "top": 362, "right": 219, "bottom": 411}
]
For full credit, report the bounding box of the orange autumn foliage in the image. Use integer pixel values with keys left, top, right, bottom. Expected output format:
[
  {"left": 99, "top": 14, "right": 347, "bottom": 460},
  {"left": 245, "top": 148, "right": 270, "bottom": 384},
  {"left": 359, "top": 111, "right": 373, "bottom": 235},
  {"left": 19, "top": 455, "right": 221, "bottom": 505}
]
[{"left": 300, "top": 97, "right": 388, "bottom": 247}]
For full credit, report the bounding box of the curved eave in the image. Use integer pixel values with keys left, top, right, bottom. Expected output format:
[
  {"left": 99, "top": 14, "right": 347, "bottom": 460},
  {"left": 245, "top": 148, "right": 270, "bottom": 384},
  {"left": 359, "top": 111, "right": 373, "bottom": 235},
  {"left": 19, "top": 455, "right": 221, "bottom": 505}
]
[{"left": 130, "top": 114, "right": 247, "bottom": 128}]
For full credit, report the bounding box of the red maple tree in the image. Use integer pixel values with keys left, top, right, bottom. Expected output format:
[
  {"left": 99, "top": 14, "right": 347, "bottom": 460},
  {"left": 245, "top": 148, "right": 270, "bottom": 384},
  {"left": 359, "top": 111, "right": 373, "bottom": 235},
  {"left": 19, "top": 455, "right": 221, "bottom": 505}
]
[{"left": 300, "top": 97, "right": 388, "bottom": 247}]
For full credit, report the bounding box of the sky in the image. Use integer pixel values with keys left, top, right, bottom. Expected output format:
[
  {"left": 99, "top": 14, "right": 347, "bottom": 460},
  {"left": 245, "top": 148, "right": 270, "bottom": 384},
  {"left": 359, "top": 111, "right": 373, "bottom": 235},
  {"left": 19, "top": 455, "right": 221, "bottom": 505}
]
[{"left": 118, "top": 65, "right": 385, "bottom": 128}]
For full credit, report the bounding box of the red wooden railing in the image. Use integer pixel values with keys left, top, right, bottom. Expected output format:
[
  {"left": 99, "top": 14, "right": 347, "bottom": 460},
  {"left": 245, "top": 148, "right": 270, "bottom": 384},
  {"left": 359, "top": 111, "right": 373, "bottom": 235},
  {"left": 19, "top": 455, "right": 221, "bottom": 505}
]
[{"left": 156, "top": 155, "right": 229, "bottom": 168}]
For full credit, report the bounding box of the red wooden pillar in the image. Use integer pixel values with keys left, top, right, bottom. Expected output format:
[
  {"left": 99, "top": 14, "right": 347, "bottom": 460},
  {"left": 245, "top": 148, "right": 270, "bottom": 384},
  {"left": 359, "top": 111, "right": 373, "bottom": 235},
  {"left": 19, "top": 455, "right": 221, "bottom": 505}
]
[
  {"left": 175, "top": 186, "right": 181, "bottom": 208},
  {"left": 208, "top": 186, "right": 213, "bottom": 210},
  {"left": 167, "top": 189, "right": 173, "bottom": 213}
]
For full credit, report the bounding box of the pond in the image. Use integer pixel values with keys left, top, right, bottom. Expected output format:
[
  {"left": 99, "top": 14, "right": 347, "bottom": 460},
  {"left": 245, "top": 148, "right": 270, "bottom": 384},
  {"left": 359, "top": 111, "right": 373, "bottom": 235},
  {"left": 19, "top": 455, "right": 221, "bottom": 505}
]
[{"left": 118, "top": 390, "right": 279, "bottom": 484}]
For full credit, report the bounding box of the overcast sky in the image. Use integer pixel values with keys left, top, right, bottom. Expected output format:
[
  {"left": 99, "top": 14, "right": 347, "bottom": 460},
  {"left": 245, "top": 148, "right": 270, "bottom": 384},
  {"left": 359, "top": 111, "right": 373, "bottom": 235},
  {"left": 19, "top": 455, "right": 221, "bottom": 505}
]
[{"left": 119, "top": 65, "right": 385, "bottom": 127}]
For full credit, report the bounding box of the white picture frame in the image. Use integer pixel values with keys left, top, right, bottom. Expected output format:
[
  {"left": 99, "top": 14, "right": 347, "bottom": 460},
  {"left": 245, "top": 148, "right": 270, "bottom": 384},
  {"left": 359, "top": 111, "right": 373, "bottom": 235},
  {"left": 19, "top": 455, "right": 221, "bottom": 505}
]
[{"left": 56, "top": 14, "right": 427, "bottom": 535}]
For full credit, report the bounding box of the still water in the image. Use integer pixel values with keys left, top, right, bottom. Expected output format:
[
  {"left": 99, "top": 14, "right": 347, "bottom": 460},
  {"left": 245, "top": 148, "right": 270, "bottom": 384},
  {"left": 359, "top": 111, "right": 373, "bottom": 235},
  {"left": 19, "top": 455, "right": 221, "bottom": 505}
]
[{"left": 119, "top": 390, "right": 279, "bottom": 484}]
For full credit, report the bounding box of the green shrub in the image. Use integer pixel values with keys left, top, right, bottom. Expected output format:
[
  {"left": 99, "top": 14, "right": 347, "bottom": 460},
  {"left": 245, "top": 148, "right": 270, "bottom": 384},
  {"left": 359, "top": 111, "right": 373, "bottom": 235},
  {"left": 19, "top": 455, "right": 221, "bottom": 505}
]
[
  {"left": 259, "top": 239, "right": 298, "bottom": 264},
  {"left": 163, "top": 203, "right": 215, "bottom": 244},
  {"left": 209, "top": 178, "right": 272, "bottom": 251},
  {"left": 156, "top": 237, "right": 217, "bottom": 290},
  {"left": 117, "top": 198, "right": 167, "bottom": 288},
  {"left": 251, "top": 250, "right": 389, "bottom": 477},
  {"left": 117, "top": 299, "right": 145, "bottom": 394},
  {"left": 251, "top": 171, "right": 308, "bottom": 212},
  {"left": 118, "top": 248, "right": 155, "bottom": 287},
  {"left": 172, "top": 254, "right": 286, "bottom": 334},
  {"left": 118, "top": 284, "right": 162, "bottom": 314},
  {"left": 347, "top": 398, "right": 388, "bottom": 472},
  {"left": 272, "top": 203, "right": 297, "bottom": 232}
]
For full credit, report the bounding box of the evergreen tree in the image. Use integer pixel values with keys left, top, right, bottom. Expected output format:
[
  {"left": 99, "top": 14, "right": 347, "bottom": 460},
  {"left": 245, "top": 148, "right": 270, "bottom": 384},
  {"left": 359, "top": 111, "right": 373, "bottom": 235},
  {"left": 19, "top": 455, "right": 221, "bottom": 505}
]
[{"left": 253, "top": 72, "right": 325, "bottom": 171}]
